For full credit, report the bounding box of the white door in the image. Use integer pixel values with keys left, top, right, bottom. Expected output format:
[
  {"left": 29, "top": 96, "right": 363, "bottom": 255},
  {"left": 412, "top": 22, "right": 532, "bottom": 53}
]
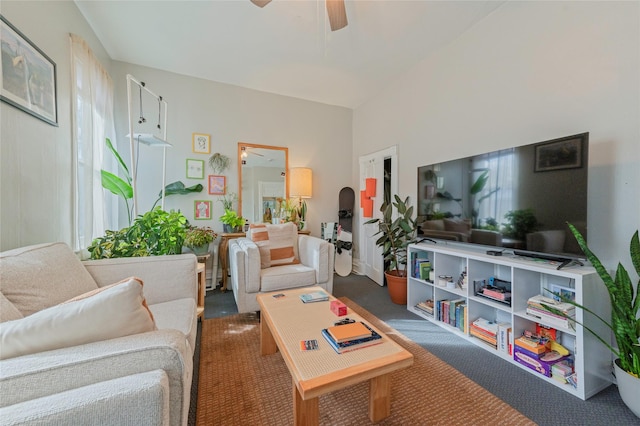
[{"left": 359, "top": 146, "right": 398, "bottom": 286}]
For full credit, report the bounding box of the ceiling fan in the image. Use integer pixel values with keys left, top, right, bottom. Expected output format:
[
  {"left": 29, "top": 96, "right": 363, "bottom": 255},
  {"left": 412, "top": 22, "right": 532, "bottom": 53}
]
[{"left": 250, "top": 0, "right": 348, "bottom": 31}]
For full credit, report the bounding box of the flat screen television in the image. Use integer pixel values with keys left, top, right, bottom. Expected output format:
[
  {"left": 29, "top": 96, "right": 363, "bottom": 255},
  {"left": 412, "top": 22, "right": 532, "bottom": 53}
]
[{"left": 417, "top": 132, "right": 588, "bottom": 259}]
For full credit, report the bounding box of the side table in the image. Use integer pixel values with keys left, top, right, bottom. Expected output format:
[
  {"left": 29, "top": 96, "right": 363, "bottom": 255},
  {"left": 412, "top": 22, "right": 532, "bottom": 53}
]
[
  {"left": 218, "top": 232, "right": 246, "bottom": 292},
  {"left": 196, "top": 262, "right": 205, "bottom": 319}
]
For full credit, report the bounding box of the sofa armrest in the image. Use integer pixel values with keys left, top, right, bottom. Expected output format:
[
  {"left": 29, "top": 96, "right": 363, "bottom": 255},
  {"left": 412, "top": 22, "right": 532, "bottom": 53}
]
[
  {"left": 228, "top": 238, "right": 261, "bottom": 294},
  {"left": 82, "top": 254, "right": 197, "bottom": 305},
  {"left": 298, "top": 236, "right": 334, "bottom": 291},
  {"left": 0, "top": 329, "right": 191, "bottom": 426},
  {"left": 0, "top": 369, "right": 170, "bottom": 426}
]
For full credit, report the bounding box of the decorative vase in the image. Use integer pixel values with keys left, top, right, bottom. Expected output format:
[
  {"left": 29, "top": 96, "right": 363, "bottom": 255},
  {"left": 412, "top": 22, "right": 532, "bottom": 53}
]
[
  {"left": 223, "top": 224, "right": 233, "bottom": 233},
  {"left": 614, "top": 359, "right": 640, "bottom": 418},
  {"left": 384, "top": 270, "right": 408, "bottom": 305}
]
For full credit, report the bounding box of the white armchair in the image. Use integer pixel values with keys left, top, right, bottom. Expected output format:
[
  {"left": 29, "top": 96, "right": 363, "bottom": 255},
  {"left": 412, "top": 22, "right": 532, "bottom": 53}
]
[{"left": 228, "top": 222, "right": 335, "bottom": 313}]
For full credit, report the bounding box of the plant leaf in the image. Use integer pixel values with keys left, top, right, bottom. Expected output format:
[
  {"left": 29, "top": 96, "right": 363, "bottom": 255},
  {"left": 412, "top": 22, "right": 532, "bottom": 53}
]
[
  {"left": 101, "top": 170, "right": 133, "bottom": 198},
  {"left": 105, "top": 138, "right": 131, "bottom": 185}
]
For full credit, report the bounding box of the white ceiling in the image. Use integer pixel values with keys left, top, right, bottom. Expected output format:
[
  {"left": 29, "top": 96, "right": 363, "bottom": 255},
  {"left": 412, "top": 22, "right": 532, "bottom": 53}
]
[{"left": 75, "top": 0, "right": 505, "bottom": 109}]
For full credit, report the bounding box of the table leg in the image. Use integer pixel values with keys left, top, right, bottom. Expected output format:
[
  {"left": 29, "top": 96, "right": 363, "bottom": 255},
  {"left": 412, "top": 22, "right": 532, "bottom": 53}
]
[
  {"left": 260, "top": 314, "right": 278, "bottom": 356},
  {"left": 368, "top": 373, "right": 391, "bottom": 422},
  {"left": 293, "top": 378, "right": 319, "bottom": 426},
  {"left": 218, "top": 238, "right": 229, "bottom": 292}
]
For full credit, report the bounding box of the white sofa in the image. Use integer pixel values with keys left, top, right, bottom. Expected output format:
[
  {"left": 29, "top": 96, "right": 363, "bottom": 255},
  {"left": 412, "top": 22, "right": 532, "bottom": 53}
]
[
  {"left": 0, "top": 242, "right": 197, "bottom": 426},
  {"left": 228, "top": 222, "right": 334, "bottom": 313}
]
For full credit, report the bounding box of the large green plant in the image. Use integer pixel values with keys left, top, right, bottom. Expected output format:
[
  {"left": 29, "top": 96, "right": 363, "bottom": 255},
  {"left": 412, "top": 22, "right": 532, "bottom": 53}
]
[
  {"left": 88, "top": 208, "right": 188, "bottom": 259},
  {"left": 100, "top": 138, "right": 202, "bottom": 224},
  {"left": 502, "top": 208, "right": 540, "bottom": 241},
  {"left": 219, "top": 209, "right": 244, "bottom": 230},
  {"left": 543, "top": 224, "right": 640, "bottom": 377},
  {"left": 365, "top": 195, "right": 418, "bottom": 276}
]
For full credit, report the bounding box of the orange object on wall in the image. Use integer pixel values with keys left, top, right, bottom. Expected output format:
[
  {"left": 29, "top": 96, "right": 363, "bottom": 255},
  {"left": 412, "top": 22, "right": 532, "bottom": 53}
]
[
  {"left": 365, "top": 178, "right": 377, "bottom": 197},
  {"left": 362, "top": 198, "right": 374, "bottom": 218},
  {"left": 360, "top": 190, "right": 367, "bottom": 206}
]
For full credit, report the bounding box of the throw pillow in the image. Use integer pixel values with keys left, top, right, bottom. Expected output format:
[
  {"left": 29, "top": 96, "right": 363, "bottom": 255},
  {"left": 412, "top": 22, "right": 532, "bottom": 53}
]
[
  {"left": 0, "top": 292, "right": 23, "bottom": 323},
  {"left": 249, "top": 224, "right": 271, "bottom": 269},
  {"left": 0, "top": 277, "right": 156, "bottom": 360},
  {"left": 266, "top": 223, "right": 299, "bottom": 267}
]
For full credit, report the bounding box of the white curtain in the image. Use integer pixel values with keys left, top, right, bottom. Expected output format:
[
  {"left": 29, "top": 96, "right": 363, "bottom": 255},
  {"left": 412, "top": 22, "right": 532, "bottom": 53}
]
[{"left": 70, "top": 34, "right": 117, "bottom": 251}]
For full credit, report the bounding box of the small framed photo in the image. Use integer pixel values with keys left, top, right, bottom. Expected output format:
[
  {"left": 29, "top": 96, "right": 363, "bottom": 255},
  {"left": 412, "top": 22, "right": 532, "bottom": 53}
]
[
  {"left": 192, "top": 133, "right": 211, "bottom": 154},
  {"left": 194, "top": 200, "right": 212, "bottom": 220},
  {"left": 534, "top": 136, "right": 583, "bottom": 172},
  {"left": 186, "top": 159, "right": 205, "bottom": 179},
  {"left": 549, "top": 284, "right": 576, "bottom": 303},
  {"left": 208, "top": 175, "right": 226, "bottom": 195},
  {"left": 1, "top": 16, "right": 58, "bottom": 126}
]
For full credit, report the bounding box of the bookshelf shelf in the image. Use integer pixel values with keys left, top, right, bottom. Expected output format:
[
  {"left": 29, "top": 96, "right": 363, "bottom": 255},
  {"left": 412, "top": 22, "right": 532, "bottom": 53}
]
[{"left": 407, "top": 242, "right": 612, "bottom": 400}]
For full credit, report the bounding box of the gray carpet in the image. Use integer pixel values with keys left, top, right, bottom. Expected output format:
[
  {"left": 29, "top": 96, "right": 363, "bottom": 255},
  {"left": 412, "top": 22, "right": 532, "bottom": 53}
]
[{"left": 193, "top": 274, "right": 639, "bottom": 426}]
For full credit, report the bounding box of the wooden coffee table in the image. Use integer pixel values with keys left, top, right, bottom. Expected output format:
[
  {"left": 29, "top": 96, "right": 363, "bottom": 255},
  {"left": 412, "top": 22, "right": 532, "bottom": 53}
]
[{"left": 257, "top": 286, "right": 413, "bottom": 425}]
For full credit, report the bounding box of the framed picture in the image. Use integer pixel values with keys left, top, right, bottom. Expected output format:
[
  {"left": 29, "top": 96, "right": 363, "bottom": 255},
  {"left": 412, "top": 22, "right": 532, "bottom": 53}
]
[
  {"left": 549, "top": 283, "right": 576, "bottom": 303},
  {"left": 186, "top": 159, "right": 205, "bottom": 179},
  {"left": 192, "top": 133, "right": 210, "bottom": 154},
  {"left": 534, "top": 136, "right": 583, "bottom": 172},
  {"left": 194, "top": 200, "right": 212, "bottom": 220},
  {"left": 208, "top": 175, "right": 226, "bottom": 195},
  {"left": 0, "top": 15, "right": 57, "bottom": 126}
]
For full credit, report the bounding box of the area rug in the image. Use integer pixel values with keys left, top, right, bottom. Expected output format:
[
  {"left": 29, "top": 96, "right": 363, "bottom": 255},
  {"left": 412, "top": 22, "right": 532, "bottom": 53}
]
[{"left": 196, "top": 297, "right": 536, "bottom": 425}]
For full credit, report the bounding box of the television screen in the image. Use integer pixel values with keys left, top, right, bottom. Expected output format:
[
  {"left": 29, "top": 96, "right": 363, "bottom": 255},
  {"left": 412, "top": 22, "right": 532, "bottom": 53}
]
[{"left": 417, "top": 133, "right": 588, "bottom": 257}]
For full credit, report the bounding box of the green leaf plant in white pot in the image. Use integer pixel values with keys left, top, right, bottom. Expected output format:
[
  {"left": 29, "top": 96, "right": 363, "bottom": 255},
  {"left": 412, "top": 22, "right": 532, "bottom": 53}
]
[{"left": 542, "top": 224, "right": 640, "bottom": 418}]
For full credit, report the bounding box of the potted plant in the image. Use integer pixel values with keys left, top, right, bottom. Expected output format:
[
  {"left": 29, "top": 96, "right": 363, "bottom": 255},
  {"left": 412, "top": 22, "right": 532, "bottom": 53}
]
[
  {"left": 365, "top": 195, "right": 418, "bottom": 304},
  {"left": 542, "top": 224, "right": 640, "bottom": 417},
  {"left": 88, "top": 208, "right": 188, "bottom": 259},
  {"left": 184, "top": 226, "right": 218, "bottom": 255},
  {"left": 220, "top": 209, "right": 244, "bottom": 233}
]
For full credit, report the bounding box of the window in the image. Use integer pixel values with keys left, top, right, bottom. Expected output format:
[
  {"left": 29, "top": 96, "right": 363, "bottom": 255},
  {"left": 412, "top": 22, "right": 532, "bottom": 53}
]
[{"left": 70, "top": 34, "right": 117, "bottom": 250}]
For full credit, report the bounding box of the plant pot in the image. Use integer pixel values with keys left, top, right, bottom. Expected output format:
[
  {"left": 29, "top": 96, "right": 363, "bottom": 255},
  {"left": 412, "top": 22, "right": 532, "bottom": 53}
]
[
  {"left": 191, "top": 243, "right": 210, "bottom": 256},
  {"left": 614, "top": 358, "right": 640, "bottom": 418},
  {"left": 223, "top": 224, "right": 236, "bottom": 233},
  {"left": 384, "top": 270, "right": 408, "bottom": 305}
]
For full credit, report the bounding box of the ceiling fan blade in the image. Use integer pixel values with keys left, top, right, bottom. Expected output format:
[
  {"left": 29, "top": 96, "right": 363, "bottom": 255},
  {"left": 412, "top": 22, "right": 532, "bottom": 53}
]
[
  {"left": 250, "top": 0, "right": 272, "bottom": 7},
  {"left": 326, "top": 0, "right": 348, "bottom": 31}
]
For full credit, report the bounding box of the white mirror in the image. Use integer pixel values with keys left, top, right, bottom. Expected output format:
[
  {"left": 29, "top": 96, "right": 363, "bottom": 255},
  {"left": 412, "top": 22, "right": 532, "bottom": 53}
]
[{"left": 238, "top": 142, "right": 289, "bottom": 223}]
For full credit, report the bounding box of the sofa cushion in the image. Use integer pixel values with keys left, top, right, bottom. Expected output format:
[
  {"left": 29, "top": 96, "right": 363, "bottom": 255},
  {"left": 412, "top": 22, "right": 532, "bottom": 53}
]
[
  {"left": 421, "top": 219, "right": 445, "bottom": 231},
  {"left": 0, "top": 277, "right": 156, "bottom": 360},
  {"left": 260, "top": 264, "right": 316, "bottom": 292},
  {"left": 0, "top": 292, "right": 23, "bottom": 323},
  {"left": 148, "top": 298, "right": 197, "bottom": 353},
  {"left": 443, "top": 218, "right": 471, "bottom": 234},
  {"left": 0, "top": 242, "right": 98, "bottom": 316}
]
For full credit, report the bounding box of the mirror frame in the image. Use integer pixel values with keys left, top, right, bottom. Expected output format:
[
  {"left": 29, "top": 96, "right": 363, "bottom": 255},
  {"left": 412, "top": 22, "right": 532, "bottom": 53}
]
[{"left": 237, "top": 142, "right": 289, "bottom": 218}]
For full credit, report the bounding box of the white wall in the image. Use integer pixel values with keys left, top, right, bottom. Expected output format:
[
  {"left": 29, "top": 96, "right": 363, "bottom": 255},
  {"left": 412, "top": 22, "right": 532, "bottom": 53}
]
[
  {"left": 0, "top": 1, "right": 112, "bottom": 251},
  {"left": 110, "top": 62, "right": 352, "bottom": 237},
  {"left": 353, "top": 1, "right": 640, "bottom": 269}
]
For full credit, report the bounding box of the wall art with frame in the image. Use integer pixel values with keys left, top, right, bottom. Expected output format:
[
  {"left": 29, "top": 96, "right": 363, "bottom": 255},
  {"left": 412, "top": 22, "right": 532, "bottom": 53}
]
[
  {"left": 186, "top": 158, "right": 205, "bottom": 179},
  {"left": 0, "top": 15, "right": 57, "bottom": 126},
  {"left": 194, "top": 200, "right": 212, "bottom": 220},
  {"left": 534, "top": 136, "right": 583, "bottom": 172},
  {"left": 208, "top": 175, "right": 226, "bottom": 195},
  {"left": 192, "top": 133, "right": 210, "bottom": 154}
]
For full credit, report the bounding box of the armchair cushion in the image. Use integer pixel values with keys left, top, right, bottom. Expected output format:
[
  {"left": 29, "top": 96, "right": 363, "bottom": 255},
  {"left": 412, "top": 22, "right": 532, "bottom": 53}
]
[
  {"left": 0, "top": 277, "right": 156, "bottom": 360},
  {"left": 248, "top": 222, "right": 299, "bottom": 268},
  {"left": 260, "top": 264, "right": 317, "bottom": 292}
]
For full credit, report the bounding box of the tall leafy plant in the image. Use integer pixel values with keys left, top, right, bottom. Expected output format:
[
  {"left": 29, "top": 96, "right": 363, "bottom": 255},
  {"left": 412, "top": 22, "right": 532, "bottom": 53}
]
[
  {"left": 100, "top": 138, "right": 202, "bottom": 224},
  {"left": 365, "top": 195, "right": 418, "bottom": 276},
  {"left": 543, "top": 224, "right": 640, "bottom": 377}
]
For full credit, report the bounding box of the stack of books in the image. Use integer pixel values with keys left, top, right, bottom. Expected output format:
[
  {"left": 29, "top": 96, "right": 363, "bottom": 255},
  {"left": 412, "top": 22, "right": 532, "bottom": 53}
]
[
  {"left": 415, "top": 299, "right": 434, "bottom": 317},
  {"left": 435, "top": 298, "right": 466, "bottom": 331},
  {"left": 321, "top": 321, "right": 383, "bottom": 354},
  {"left": 526, "top": 295, "right": 575, "bottom": 329},
  {"left": 299, "top": 291, "right": 329, "bottom": 303},
  {"left": 469, "top": 317, "right": 500, "bottom": 348}
]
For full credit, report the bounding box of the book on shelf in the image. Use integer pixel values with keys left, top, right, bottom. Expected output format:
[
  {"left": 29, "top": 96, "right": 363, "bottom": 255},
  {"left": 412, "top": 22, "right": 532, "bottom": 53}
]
[
  {"left": 469, "top": 329, "right": 497, "bottom": 348},
  {"left": 525, "top": 307, "right": 575, "bottom": 330},
  {"left": 326, "top": 321, "right": 373, "bottom": 343},
  {"left": 415, "top": 300, "right": 434, "bottom": 316},
  {"left": 527, "top": 295, "right": 575, "bottom": 317},
  {"left": 497, "top": 323, "right": 512, "bottom": 355},
  {"left": 471, "top": 317, "right": 499, "bottom": 336},
  {"left": 299, "top": 291, "right": 329, "bottom": 303},
  {"left": 514, "top": 336, "right": 547, "bottom": 354},
  {"left": 449, "top": 298, "right": 466, "bottom": 327},
  {"left": 321, "top": 323, "right": 383, "bottom": 354}
]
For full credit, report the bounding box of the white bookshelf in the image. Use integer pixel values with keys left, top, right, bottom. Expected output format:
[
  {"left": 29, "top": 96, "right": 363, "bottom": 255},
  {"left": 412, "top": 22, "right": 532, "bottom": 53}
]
[{"left": 407, "top": 242, "right": 612, "bottom": 400}]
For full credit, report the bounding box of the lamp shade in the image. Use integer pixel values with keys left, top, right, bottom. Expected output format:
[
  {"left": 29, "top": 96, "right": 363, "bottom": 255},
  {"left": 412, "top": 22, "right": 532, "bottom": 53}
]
[{"left": 289, "top": 167, "right": 312, "bottom": 198}]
